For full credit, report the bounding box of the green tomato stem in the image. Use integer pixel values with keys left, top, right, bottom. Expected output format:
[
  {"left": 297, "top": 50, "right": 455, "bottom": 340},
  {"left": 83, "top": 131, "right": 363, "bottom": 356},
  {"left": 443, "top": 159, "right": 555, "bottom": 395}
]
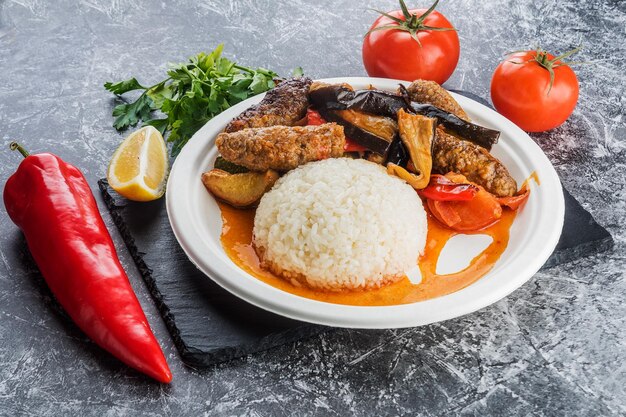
[
  {"left": 365, "top": 0, "right": 456, "bottom": 47},
  {"left": 533, "top": 46, "right": 582, "bottom": 95}
]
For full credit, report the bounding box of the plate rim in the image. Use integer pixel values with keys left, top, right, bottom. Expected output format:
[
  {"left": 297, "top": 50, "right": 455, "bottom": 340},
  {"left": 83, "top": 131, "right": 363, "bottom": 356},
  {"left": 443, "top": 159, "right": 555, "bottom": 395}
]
[{"left": 166, "top": 76, "right": 564, "bottom": 329}]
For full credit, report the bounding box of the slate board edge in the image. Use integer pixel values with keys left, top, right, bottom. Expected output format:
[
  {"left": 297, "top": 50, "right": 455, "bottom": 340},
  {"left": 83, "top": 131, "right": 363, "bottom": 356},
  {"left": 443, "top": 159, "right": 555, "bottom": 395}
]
[
  {"left": 98, "top": 179, "right": 326, "bottom": 368},
  {"left": 541, "top": 236, "right": 614, "bottom": 270},
  {"left": 98, "top": 180, "right": 192, "bottom": 360}
]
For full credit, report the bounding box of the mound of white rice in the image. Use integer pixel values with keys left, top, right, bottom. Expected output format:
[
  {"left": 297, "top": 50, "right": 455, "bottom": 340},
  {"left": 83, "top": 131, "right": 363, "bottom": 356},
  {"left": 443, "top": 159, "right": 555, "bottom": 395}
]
[{"left": 253, "top": 158, "right": 427, "bottom": 291}]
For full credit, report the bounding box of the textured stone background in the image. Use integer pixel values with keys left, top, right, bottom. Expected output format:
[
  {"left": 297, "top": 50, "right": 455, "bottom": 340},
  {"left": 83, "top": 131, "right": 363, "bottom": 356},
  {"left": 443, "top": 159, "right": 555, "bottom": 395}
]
[{"left": 0, "top": 0, "right": 624, "bottom": 415}]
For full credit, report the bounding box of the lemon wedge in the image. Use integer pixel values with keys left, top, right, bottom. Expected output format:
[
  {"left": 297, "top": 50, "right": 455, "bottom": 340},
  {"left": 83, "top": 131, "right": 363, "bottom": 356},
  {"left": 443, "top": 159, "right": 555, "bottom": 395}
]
[{"left": 107, "top": 126, "right": 169, "bottom": 201}]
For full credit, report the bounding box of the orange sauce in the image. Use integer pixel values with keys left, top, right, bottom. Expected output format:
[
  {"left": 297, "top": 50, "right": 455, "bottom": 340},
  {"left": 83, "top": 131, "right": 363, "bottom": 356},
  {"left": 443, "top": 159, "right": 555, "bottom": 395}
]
[
  {"left": 529, "top": 171, "right": 540, "bottom": 186},
  {"left": 218, "top": 174, "right": 538, "bottom": 306}
]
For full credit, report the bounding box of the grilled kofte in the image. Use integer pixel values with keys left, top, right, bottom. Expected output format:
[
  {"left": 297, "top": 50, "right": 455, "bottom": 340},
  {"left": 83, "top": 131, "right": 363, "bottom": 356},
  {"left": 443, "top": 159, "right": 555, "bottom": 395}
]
[
  {"left": 216, "top": 124, "right": 345, "bottom": 172},
  {"left": 206, "top": 77, "right": 347, "bottom": 206},
  {"left": 207, "top": 77, "right": 524, "bottom": 213},
  {"left": 404, "top": 80, "right": 517, "bottom": 197},
  {"left": 432, "top": 132, "right": 517, "bottom": 197},
  {"left": 224, "top": 77, "right": 312, "bottom": 133},
  {"left": 218, "top": 77, "right": 346, "bottom": 173}
]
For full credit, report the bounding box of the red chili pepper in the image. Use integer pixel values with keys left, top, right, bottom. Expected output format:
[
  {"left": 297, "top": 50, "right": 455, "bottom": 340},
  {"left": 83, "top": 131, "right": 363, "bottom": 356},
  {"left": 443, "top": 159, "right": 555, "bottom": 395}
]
[
  {"left": 3, "top": 143, "right": 172, "bottom": 383},
  {"left": 307, "top": 108, "right": 367, "bottom": 153},
  {"left": 418, "top": 174, "right": 479, "bottom": 201}
]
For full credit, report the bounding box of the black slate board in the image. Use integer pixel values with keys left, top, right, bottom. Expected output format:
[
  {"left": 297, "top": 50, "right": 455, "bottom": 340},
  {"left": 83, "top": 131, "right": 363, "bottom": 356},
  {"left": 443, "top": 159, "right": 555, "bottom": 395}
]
[
  {"left": 98, "top": 180, "right": 323, "bottom": 368},
  {"left": 542, "top": 188, "right": 613, "bottom": 268},
  {"left": 98, "top": 178, "right": 612, "bottom": 368}
]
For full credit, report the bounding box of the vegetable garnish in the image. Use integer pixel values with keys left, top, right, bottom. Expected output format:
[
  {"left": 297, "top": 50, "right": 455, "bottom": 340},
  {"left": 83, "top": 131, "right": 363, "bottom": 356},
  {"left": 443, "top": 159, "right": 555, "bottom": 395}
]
[
  {"left": 418, "top": 174, "right": 479, "bottom": 201},
  {"left": 305, "top": 108, "right": 326, "bottom": 126},
  {"left": 4, "top": 143, "right": 172, "bottom": 383},
  {"left": 105, "top": 44, "right": 279, "bottom": 156},
  {"left": 422, "top": 173, "right": 531, "bottom": 231},
  {"left": 107, "top": 126, "right": 169, "bottom": 202},
  {"left": 426, "top": 173, "right": 502, "bottom": 231},
  {"left": 344, "top": 140, "right": 368, "bottom": 153}
]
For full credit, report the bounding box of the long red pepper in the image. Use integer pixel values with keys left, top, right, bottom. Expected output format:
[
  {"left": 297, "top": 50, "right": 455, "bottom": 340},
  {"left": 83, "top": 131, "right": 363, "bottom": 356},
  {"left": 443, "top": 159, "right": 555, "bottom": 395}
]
[{"left": 3, "top": 143, "right": 172, "bottom": 383}]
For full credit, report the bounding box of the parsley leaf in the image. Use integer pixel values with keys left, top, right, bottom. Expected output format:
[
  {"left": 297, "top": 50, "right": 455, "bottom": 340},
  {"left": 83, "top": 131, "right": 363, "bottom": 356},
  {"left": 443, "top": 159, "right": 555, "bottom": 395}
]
[
  {"left": 104, "top": 78, "right": 146, "bottom": 95},
  {"left": 111, "top": 94, "right": 155, "bottom": 130},
  {"left": 144, "top": 118, "right": 168, "bottom": 135},
  {"left": 105, "top": 45, "right": 284, "bottom": 157}
]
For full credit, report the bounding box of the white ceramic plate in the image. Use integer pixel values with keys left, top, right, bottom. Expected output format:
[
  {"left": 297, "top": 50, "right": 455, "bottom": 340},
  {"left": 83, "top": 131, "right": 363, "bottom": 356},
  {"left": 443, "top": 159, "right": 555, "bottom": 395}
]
[{"left": 166, "top": 77, "right": 564, "bottom": 329}]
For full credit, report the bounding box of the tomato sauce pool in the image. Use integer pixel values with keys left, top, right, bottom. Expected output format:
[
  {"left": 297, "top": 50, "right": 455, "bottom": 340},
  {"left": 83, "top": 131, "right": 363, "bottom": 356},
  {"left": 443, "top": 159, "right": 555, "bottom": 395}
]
[{"left": 217, "top": 174, "right": 538, "bottom": 306}]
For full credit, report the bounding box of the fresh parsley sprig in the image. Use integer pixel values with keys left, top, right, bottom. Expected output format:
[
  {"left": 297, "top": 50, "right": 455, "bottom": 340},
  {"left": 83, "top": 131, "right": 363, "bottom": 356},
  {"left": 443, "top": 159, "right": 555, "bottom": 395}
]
[{"left": 104, "top": 45, "right": 279, "bottom": 156}]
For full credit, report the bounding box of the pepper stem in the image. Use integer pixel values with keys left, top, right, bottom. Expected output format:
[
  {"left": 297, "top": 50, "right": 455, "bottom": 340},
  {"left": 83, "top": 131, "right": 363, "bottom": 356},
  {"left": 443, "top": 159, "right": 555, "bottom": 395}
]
[{"left": 9, "top": 142, "right": 30, "bottom": 158}]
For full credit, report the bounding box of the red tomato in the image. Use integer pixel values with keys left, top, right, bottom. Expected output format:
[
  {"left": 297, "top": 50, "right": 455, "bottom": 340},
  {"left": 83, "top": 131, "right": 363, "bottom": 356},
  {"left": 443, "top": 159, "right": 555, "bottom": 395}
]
[
  {"left": 362, "top": 0, "right": 459, "bottom": 84},
  {"left": 490, "top": 49, "right": 579, "bottom": 132}
]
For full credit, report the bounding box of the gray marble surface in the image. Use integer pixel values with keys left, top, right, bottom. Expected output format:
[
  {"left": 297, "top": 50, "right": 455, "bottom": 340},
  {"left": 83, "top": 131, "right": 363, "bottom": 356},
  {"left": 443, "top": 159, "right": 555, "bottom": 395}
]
[{"left": 0, "top": 0, "right": 624, "bottom": 415}]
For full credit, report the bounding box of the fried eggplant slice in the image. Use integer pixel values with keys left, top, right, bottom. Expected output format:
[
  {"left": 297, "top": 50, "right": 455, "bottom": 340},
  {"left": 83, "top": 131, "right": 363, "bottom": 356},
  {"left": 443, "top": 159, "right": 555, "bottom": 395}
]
[
  {"left": 224, "top": 77, "right": 312, "bottom": 133},
  {"left": 315, "top": 108, "right": 395, "bottom": 156},
  {"left": 202, "top": 169, "right": 279, "bottom": 208},
  {"left": 310, "top": 82, "right": 395, "bottom": 155},
  {"left": 309, "top": 82, "right": 499, "bottom": 150},
  {"left": 404, "top": 79, "right": 469, "bottom": 121},
  {"left": 335, "top": 110, "right": 397, "bottom": 142},
  {"left": 385, "top": 136, "right": 410, "bottom": 167},
  {"left": 389, "top": 110, "right": 436, "bottom": 190},
  {"left": 216, "top": 124, "right": 345, "bottom": 172}
]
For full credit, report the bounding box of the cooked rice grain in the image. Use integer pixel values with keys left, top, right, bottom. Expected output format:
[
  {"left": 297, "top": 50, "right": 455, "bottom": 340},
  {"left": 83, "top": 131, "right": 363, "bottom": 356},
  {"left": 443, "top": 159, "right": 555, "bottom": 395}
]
[{"left": 253, "top": 158, "right": 427, "bottom": 291}]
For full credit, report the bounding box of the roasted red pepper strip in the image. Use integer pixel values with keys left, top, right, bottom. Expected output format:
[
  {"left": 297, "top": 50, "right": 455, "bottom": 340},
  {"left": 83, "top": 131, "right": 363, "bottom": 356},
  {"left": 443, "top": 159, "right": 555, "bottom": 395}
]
[
  {"left": 307, "top": 108, "right": 367, "bottom": 153},
  {"left": 306, "top": 108, "right": 326, "bottom": 126},
  {"left": 3, "top": 143, "right": 172, "bottom": 383},
  {"left": 425, "top": 173, "right": 502, "bottom": 231},
  {"left": 417, "top": 174, "right": 479, "bottom": 201},
  {"left": 424, "top": 172, "right": 531, "bottom": 232}
]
